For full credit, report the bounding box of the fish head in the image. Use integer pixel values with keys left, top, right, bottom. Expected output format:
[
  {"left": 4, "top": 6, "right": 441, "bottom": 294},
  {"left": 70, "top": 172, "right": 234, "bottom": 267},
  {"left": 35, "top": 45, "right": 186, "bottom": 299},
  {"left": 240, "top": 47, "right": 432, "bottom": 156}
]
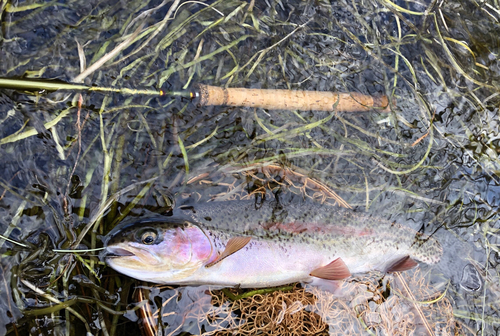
[{"left": 101, "top": 216, "right": 213, "bottom": 283}]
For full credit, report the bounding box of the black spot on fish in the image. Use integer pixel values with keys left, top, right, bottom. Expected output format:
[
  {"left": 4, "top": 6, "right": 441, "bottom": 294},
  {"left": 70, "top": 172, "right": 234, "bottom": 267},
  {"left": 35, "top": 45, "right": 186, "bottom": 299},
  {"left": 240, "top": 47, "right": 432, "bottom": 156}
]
[
  {"left": 204, "top": 216, "right": 212, "bottom": 221},
  {"left": 180, "top": 205, "right": 196, "bottom": 213}
]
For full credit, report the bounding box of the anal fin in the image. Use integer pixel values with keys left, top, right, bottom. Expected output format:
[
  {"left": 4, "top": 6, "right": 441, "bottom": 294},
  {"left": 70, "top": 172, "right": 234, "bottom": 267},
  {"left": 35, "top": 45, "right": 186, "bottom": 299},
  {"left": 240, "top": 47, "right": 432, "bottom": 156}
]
[
  {"left": 386, "top": 256, "right": 418, "bottom": 273},
  {"left": 206, "top": 237, "right": 251, "bottom": 268},
  {"left": 310, "top": 258, "right": 351, "bottom": 280}
]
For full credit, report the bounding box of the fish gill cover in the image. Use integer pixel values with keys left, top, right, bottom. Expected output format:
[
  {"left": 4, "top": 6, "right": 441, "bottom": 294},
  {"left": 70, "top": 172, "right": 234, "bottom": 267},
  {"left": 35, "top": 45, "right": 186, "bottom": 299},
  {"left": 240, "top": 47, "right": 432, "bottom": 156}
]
[{"left": 0, "top": 0, "right": 499, "bottom": 335}]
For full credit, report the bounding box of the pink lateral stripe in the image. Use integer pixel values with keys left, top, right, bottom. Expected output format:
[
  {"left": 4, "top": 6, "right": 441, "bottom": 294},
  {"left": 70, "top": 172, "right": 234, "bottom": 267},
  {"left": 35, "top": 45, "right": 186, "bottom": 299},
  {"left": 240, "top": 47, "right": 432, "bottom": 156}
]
[{"left": 262, "top": 221, "right": 374, "bottom": 236}]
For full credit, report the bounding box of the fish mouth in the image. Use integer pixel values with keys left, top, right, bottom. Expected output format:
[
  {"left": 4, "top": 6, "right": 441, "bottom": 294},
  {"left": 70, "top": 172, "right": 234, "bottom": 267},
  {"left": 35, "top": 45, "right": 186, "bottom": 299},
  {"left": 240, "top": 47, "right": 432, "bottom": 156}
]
[{"left": 104, "top": 246, "right": 136, "bottom": 258}]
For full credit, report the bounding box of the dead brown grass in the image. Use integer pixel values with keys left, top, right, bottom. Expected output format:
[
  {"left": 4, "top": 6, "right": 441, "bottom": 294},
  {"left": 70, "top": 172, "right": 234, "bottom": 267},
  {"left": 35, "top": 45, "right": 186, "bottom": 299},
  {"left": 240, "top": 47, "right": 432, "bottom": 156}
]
[{"left": 137, "top": 267, "right": 463, "bottom": 335}]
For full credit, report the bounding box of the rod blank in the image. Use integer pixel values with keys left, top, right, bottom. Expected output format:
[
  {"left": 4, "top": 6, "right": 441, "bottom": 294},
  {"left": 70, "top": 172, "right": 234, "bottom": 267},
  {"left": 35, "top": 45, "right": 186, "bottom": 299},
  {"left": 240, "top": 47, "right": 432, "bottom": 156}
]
[
  {"left": 0, "top": 77, "right": 186, "bottom": 97},
  {"left": 193, "top": 84, "right": 392, "bottom": 112}
]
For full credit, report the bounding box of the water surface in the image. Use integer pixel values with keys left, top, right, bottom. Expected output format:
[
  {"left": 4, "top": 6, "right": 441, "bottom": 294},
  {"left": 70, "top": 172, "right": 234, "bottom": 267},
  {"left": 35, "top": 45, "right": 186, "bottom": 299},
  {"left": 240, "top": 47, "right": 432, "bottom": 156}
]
[{"left": 1, "top": 0, "right": 499, "bottom": 334}]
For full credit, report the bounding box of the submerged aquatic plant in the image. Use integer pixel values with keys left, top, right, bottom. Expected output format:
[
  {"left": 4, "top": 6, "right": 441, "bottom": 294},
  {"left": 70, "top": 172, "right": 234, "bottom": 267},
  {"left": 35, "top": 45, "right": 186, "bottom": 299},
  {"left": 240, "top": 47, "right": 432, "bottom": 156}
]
[{"left": 0, "top": 0, "right": 499, "bottom": 335}]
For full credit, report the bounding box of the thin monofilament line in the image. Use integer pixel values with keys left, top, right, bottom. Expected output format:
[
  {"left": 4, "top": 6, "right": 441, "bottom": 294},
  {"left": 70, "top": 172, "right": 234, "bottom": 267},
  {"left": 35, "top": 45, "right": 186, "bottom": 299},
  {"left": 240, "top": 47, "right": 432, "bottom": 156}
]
[
  {"left": 0, "top": 234, "right": 28, "bottom": 248},
  {"left": 53, "top": 247, "right": 106, "bottom": 253},
  {"left": 0, "top": 234, "right": 106, "bottom": 253}
]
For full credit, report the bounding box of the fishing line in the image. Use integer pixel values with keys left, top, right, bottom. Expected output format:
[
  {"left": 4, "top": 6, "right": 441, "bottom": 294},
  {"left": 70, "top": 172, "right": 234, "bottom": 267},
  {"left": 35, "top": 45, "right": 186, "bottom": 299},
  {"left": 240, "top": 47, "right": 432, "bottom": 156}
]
[
  {"left": 53, "top": 247, "right": 106, "bottom": 253},
  {"left": 0, "top": 233, "right": 106, "bottom": 254},
  {"left": 0, "top": 233, "right": 28, "bottom": 248}
]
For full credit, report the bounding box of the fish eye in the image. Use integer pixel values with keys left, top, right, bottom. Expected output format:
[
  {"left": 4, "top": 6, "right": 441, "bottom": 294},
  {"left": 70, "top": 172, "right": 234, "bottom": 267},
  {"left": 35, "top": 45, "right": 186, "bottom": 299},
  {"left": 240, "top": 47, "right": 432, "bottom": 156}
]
[{"left": 141, "top": 231, "right": 157, "bottom": 245}]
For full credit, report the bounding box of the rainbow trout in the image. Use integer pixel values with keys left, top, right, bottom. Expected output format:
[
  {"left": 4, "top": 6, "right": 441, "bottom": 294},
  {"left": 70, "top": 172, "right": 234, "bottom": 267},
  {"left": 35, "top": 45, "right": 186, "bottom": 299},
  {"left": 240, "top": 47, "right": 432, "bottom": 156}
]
[{"left": 102, "top": 201, "right": 442, "bottom": 289}]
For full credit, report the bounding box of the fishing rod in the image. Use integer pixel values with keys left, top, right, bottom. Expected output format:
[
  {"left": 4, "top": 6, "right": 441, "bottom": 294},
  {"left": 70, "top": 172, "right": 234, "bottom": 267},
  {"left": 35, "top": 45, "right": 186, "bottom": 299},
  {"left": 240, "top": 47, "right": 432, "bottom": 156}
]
[
  {"left": 0, "top": 77, "right": 188, "bottom": 98},
  {"left": 0, "top": 78, "right": 392, "bottom": 112}
]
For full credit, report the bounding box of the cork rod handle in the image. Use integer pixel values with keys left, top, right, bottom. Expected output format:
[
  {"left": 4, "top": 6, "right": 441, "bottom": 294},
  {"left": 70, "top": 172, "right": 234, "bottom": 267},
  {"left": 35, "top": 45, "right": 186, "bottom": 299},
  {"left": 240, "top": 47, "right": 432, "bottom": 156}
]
[{"left": 192, "top": 84, "right": 392, "bottom": 112}]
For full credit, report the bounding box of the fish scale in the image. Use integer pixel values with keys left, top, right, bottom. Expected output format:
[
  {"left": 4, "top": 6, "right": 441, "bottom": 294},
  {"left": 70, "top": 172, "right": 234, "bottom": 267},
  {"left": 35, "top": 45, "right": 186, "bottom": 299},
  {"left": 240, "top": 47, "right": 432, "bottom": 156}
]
[
  {"left": 179, "top": 201, "right": 442, "bottom": 265},
  {"left": 103, "top": 200, "right": 443, "bottom": 288}
]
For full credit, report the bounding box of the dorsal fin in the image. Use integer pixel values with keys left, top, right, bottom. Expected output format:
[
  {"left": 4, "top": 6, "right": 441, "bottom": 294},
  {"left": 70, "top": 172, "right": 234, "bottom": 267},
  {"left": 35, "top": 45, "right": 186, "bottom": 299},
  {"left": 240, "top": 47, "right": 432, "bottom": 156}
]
[
  {"left": 310, "top": 258, "right": 351, "bottom": 280},
  {"left": 386, "top": 256, "right": 418, "bottom": 273},
  {"left": 205, "top": 237, "right": 251, "bottom": 268}
]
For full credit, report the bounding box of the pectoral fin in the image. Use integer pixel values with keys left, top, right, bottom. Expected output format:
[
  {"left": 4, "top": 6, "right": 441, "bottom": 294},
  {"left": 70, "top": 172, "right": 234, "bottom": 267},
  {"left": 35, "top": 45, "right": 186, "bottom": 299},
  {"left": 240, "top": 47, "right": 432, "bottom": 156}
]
[
  {"left": 386, "top": 256, "right": 418, "bottom": 273},
  {"left": 206, "top": 237, "right": 251, "bottom": 268},
  {"left": 310, "top": 258, "right": 351, "bottom": 280}
]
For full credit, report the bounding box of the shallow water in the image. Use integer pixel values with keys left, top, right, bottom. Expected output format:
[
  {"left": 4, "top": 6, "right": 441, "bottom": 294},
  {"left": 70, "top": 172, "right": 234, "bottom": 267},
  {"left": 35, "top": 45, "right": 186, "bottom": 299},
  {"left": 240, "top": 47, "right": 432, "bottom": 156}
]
[{"left": 1, "top": 0, "right": 499, "bottom": 335}]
